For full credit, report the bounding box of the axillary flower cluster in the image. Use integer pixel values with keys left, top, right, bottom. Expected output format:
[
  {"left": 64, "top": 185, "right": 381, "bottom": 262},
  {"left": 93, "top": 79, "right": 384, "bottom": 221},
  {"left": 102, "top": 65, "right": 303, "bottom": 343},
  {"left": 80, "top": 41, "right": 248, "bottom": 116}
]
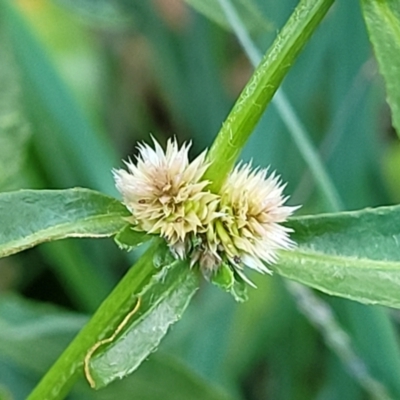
[{"left": 113, "top": 138, "right": 297, "bottom": 283}]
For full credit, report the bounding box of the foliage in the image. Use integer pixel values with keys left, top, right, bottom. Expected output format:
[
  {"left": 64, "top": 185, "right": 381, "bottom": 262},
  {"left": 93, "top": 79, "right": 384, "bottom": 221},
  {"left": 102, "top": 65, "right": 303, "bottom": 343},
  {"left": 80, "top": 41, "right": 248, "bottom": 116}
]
[{"left": 1, "top": 0, "right": 400, "bottom": 399}]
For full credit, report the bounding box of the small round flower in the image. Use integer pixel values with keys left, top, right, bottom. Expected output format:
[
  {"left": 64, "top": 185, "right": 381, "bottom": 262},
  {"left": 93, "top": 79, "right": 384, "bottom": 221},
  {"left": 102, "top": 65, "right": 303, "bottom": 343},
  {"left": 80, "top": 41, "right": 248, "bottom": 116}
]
[
  {"left": 217, "top": 163, "right": 298, "bottom": 275},
  {"left": 113, "top": 137, "right": 219, "bottom": 247}
]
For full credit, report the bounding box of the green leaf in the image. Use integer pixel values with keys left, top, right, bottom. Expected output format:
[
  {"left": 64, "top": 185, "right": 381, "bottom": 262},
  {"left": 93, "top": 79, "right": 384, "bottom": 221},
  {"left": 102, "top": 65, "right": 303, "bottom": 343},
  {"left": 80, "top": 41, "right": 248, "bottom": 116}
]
[
  {"left": 184, "top": 0, "right": 271, "bottom": 33},
  {"left": 26, "top": 241, "right": 200, "bottom": 400},
  {"left": 153, "top": 243, "right": 176, "bottom": 268},
  {"left": 0, "top": 295, "right": 234, "bottom": 400},
  {"left": 211, "top": 262, "right": 234, "bottom": 290},
  {"left": 211, "top": 263, "right": 248, "bottom": 302},
  {"left": 361, "top": 0, "right": 400, "bottom": 136},
  {"left": 114, "top": 224, "right": 152, "bottom": 251},
  {"left": 0, "top": 189, "right": 129, "bottom": 258},
  {"left": 275, "top": 205, "right": 400, "bottom": 309},
  {"left": 88, "top": 259, "right": 199, "bottom": 389},
  {"left": 230, "top": 274, "right": 248, "bottom": 303}
]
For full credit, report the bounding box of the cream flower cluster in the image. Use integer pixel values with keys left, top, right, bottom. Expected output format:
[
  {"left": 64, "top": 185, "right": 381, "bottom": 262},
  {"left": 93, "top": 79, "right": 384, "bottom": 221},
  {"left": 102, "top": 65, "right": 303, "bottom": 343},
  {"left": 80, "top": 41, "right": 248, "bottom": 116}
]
[{"left": 113, "top": 138, "right": 297, "bottom": 281}]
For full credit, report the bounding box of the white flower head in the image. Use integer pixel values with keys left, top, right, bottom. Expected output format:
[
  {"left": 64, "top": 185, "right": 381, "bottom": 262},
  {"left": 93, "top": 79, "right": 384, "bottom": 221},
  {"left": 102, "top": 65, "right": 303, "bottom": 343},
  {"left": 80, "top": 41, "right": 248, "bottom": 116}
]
[
  {"left": 113, "top": 137, "right": 219, "bottom": 247},
  {"left": 217, "top": 162, "right": 298, "bottom": 276},
  {"left": 113, "top": 138, "right": 298, "bottom": 287}
]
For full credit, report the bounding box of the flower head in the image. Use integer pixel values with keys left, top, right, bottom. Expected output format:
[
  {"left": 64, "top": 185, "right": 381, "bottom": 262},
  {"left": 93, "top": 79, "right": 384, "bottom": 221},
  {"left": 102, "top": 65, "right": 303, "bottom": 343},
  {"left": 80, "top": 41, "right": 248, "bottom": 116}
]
[
  {"left": 113, "top": 137, "right": 298, "bottom": 288},
  {"left": 113, "top": 137, "right": 219, "bottom": 248},
  {"left": 216, "top": 163, "right": 298, "bottom": 276}
]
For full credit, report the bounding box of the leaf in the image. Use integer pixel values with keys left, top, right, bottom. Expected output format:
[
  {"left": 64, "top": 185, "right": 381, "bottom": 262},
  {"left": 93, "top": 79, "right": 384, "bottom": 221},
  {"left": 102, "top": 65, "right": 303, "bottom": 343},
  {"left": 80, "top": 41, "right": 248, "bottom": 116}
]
[
  {"left": 153, "top": 243, "right": 176, "bottom": 269},
  {"left": 0, "top": 295, "right": 234, "bottom": 400},
  {"left": 274, "top": 205, "right": 400, "bottom": 309},
  {"left": 114, "top": 225, "right": 152, "bottom": 251},
  {"left": 0, "top": 189, "right": 129, "bottom": 258},
  {"left": 26, "top": 241, "right": 200, "bottom": 400},
  {"left": 211, "top": 262, "right": 235, "bottom": 291},
  {"left": 88, "top": 259, "right": 199, "bottom": 389},
  {"left": 211, "top": 263, "right": 248, "bottom": 302},
  {"left": 183, "top": 0, "right": 271, "bottom": 33},
  {"left": 361, "top": 0, "right": 400, "bottom": 136}
]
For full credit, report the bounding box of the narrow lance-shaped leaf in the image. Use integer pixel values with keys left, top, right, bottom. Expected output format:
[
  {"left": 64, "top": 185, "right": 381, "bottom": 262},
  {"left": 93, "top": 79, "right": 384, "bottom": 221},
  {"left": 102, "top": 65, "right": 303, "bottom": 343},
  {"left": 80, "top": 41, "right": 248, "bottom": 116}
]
[
  {"left": 275, "top": 205, "right": 400, "bottom": 309},
  {"left": 0, "top": 295, "right": 233, "bottom": 400},
  {"left": 114, "top": 225, "right": 153, "bottom": 251},
  {"left": 26, "top": 240, "right": 200, "bottom": 400},
  {"left": 0, "top": 189, "right": 129, "bottom": 258},
  {"left": 361, "top": 0, "right": 400, "bottom": 136},
  {"left": 88, "top": 258, "right": 199, "bottom": 389}
]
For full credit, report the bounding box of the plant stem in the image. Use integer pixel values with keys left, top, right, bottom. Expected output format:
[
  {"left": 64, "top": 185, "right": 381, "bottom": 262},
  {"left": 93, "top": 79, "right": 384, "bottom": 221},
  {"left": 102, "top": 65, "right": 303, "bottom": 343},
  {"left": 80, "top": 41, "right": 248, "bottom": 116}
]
[{"left": 203, "top": 0, "right": 335, "bottom": 193}]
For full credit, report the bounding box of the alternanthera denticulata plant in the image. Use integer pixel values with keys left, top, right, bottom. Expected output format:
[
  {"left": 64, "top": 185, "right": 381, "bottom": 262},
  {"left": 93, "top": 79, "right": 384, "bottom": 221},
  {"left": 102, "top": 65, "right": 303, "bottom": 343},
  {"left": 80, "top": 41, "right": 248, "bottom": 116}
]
[
  {"left": 113, "top": 137, "right": 298, "bottom": 285},
  {"left": 0, "top": 0, "right": 399, "bottom": 398}
]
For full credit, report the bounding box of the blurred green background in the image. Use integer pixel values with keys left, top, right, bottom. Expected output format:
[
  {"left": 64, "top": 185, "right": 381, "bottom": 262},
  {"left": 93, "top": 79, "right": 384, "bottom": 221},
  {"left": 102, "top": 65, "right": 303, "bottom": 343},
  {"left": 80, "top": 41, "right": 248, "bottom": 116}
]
[{"left": 1, "top": 0, "right": 399, "bottom": 399}]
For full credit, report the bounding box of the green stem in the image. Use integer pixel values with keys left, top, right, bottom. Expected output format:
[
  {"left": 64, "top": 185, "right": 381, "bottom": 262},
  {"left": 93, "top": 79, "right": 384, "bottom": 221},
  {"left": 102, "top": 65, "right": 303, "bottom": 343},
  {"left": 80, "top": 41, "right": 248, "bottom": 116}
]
[
  {"left": 204, "top": 0, "right": 335, "bottom": 193},
  {"left": 27, "top": 240, "right": 163, "bottom": 400}
]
